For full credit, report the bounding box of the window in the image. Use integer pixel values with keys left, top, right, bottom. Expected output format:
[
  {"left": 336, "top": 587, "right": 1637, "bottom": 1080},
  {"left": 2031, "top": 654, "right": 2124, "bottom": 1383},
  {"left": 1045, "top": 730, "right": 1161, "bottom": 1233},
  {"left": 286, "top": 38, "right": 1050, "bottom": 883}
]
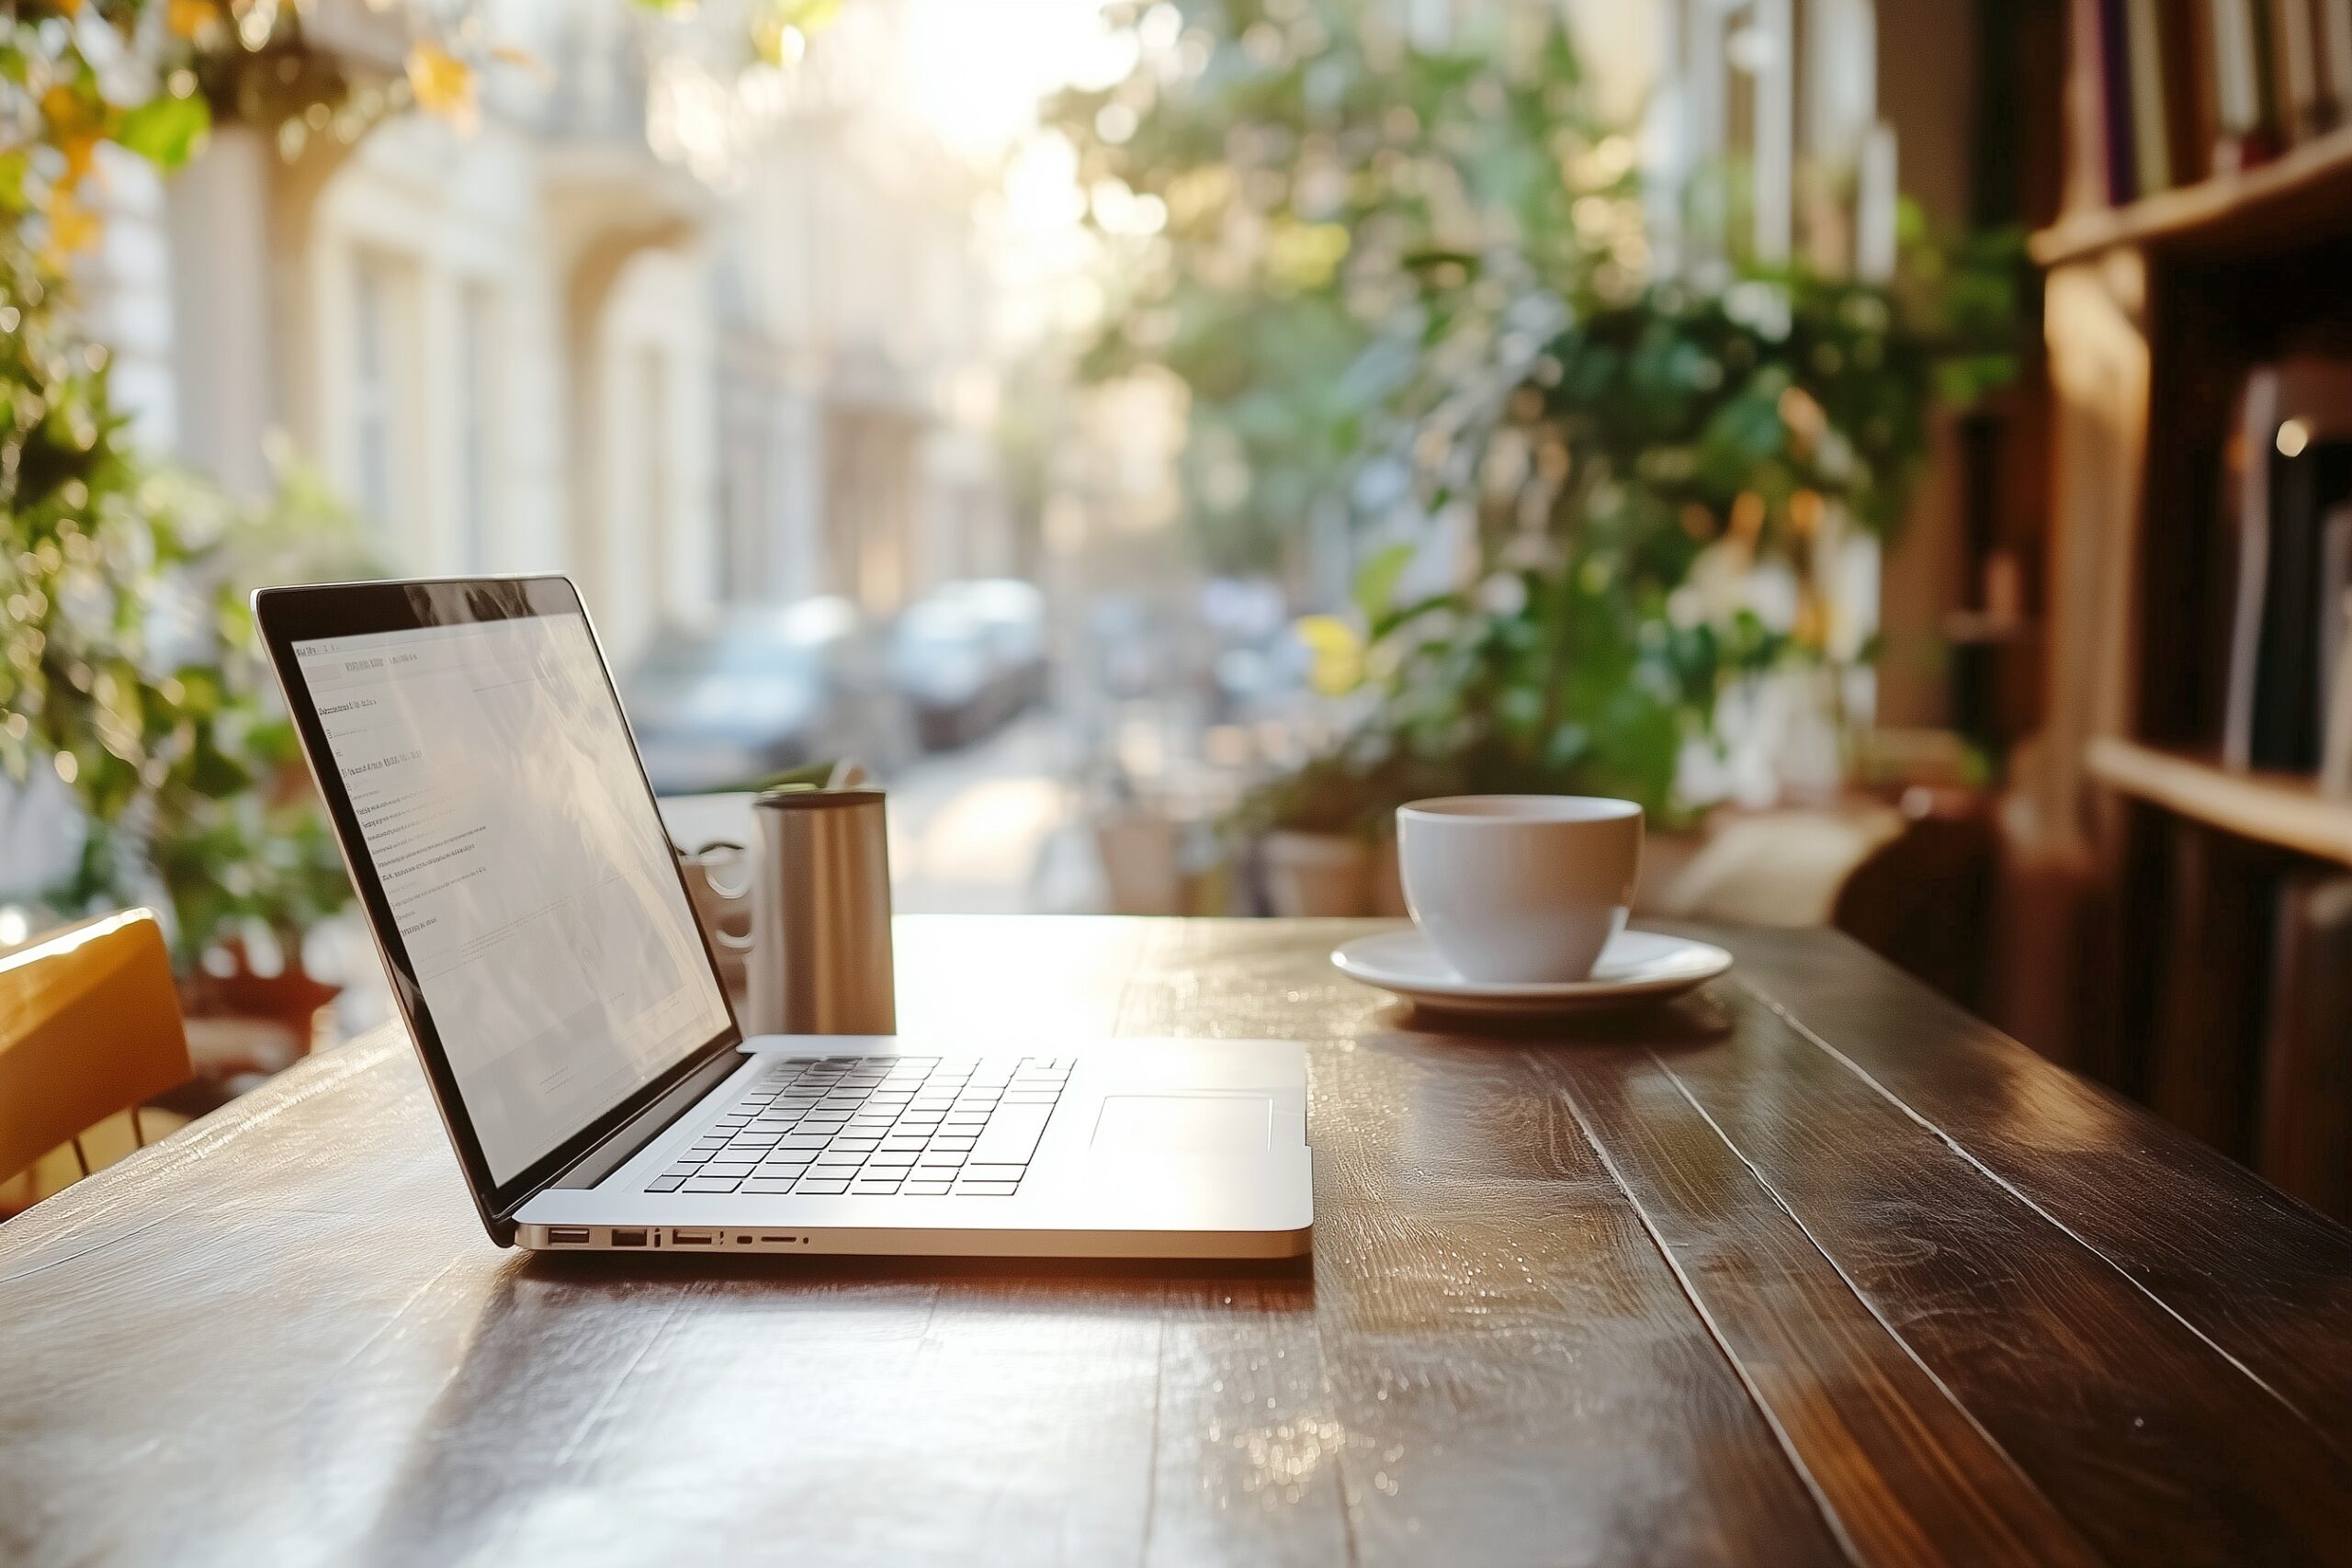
[
  {"left": 458, "top": 284, "right": 499, "bottom": 573},
  {"left": 351, "top": 252, "right": 400, "bottom": 535},
  {"left": 639, "top": 344, "right": 669, "bottom": 611}
]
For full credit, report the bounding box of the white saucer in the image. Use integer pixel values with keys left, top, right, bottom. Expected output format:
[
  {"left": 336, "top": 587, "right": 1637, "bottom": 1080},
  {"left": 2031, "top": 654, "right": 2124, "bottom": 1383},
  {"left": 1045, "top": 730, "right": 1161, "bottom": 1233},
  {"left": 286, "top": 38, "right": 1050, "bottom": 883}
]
[{"left": 1330, "top": 927, "right": 1733, "bottom": 1016}]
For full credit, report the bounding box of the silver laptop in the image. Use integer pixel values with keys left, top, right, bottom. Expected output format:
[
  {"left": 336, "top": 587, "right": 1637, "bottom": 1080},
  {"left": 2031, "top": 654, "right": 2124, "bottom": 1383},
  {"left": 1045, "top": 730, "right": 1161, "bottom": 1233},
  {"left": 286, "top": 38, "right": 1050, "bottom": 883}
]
[{"left": 255, "top": 577, "right": 1312, "bottom": 1258}]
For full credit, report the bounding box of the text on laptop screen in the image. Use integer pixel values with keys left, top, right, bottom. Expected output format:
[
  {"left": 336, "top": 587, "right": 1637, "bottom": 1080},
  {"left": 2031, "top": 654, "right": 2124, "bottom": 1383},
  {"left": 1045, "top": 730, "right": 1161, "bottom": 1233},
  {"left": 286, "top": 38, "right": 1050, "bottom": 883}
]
[{"left": 295, "top": 615, "right": 730, "bottom": 1183}]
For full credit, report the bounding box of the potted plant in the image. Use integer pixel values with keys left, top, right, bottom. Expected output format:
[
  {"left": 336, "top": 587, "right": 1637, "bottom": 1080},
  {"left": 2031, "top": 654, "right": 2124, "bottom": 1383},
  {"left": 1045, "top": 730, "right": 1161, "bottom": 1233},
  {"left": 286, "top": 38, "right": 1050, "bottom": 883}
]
[
  {"left": 1051, "top": 2, "right": 2020, "bottom": 869},
  {"left": 0, "top": 346, "right": 377, "bottom": 1077},
  {"left": 1328, "top": 247, "right": 2018, "bottom": 817},
  {"left": 1, "top": 5, "right": 376, "bottom": 1078},
  {"left": 1227, "top": 738, "right": 1459, "bottom": 916}
]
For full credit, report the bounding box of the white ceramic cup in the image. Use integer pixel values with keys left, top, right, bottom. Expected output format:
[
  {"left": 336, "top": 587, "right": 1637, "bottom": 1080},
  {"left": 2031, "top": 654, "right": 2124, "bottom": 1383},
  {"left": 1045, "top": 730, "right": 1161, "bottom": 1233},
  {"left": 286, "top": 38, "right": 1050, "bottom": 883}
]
[{"left": 1396, "top": 795, "right": 1643, "bottom": 983}]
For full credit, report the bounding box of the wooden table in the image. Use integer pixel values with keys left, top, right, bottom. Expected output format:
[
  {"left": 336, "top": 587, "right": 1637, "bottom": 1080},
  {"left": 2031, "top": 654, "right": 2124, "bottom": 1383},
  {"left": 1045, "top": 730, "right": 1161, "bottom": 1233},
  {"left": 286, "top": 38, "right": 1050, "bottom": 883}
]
[{"left": 4, "top": 918, "right": 2350, "bottom": 1567}]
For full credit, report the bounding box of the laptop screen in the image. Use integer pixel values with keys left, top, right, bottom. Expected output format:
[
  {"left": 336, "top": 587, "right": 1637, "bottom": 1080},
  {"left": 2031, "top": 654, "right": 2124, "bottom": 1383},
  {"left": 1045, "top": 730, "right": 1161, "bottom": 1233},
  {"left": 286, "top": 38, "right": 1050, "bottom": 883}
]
[{"left": 292, "top": 609, "right": 732, "bottom": 1185}]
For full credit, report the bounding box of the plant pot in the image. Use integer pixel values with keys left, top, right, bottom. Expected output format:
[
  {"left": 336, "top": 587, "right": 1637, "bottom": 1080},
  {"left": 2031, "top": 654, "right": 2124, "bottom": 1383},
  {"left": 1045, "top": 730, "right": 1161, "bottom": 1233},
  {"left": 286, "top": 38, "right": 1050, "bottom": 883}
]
[
  {"left": 177, "top": 939, "right": 342, "bottom": 1089},
  {"left": 1095, "top": 807, "right": 1187, "bottom": 915},
  {"left": 1262, "top": 830, "right": 1371, "bottom": 917}
]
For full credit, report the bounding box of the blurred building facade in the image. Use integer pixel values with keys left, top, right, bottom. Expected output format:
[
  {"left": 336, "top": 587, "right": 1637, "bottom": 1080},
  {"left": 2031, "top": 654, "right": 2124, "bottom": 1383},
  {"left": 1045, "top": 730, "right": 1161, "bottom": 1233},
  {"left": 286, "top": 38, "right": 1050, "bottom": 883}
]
[{"left": 81, "top": 0, "right": 1019, "bottom": 667}]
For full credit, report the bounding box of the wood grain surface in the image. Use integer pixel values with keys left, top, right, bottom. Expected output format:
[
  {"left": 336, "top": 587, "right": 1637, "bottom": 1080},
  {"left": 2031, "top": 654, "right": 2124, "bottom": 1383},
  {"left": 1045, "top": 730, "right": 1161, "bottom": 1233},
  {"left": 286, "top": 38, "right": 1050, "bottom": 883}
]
[{"left": 2, "top": 917, "right": 2348, "bottom": 1568}]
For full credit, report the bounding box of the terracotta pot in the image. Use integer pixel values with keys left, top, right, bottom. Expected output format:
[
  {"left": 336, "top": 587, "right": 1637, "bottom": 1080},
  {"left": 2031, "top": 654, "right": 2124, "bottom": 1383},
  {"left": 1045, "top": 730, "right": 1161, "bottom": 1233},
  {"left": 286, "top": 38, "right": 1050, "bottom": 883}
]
[
  {"left": 1261, "top": 830, "right": 1371, "bottom": 917},
  {"left": 1095, "top": 807, "right": 1187, "bottom": 915},
  {"left": 177, "top": 942, "right": 342, "bottom": 1086}
]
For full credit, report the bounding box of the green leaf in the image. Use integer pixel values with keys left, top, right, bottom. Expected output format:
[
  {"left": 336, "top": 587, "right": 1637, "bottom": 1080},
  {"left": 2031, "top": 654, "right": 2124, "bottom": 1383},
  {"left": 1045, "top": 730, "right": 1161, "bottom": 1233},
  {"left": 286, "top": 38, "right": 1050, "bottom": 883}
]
[
  {"left": 1351, "top": 542, "right": 1414, "bottom": 620},
  {"left": 1369, "top": 591, "right": 1459, "bottom": 643},
  {"left": 115, "top": 94, "right": 210, "bottom": 172}
]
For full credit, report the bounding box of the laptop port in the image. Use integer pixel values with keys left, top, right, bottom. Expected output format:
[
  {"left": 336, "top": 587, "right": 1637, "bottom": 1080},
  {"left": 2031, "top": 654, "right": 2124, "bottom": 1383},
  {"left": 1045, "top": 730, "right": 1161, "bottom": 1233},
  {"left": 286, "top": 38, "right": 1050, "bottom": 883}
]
[
  {"left": 671, "top": 1229, "right": 718, "bottom": 1245},
  {"left": 547, "top": 1227, "right": 592, "bottom": 1246},
  {"left": 610, "top": 1229, "right": 649, "bottom": 1247}
]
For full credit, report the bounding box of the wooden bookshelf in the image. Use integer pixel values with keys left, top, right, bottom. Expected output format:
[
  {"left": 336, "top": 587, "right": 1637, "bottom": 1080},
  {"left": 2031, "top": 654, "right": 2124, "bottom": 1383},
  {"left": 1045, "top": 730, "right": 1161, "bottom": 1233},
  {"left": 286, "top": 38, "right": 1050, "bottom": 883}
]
[
  {"left": 1994, "top": 3, "right": 2352, "bottom": 1215},
  {"left": 2030, "top": 125, "right": 2352, "bottom": 265},
  {"left": 2084, "top": 739, "right": 2352, "bottom": 868}
]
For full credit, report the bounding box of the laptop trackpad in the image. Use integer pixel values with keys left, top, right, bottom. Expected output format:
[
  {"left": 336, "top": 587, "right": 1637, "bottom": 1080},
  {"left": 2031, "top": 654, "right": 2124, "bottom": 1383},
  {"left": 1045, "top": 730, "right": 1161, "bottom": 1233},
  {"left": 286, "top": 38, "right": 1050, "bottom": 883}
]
[{"left": 1091, "top": 1094, "right": 1272, "bottom": 1153}]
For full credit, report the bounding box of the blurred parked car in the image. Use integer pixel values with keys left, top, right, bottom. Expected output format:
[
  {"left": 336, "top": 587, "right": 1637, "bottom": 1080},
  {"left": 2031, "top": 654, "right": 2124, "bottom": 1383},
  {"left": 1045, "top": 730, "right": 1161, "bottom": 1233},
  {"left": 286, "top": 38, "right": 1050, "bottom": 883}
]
[
  {"left": 889, "top": 579, "right": 1048, "bottom": 750},
  {"left": 625, "top": 599, "right": 912, "bottom": 794},
  {"left": 1082, "top": 593, "right": 1161, "bottom": 704},
  {"left": 958, "top": 578, "right": 1049, "bottom": 707}
]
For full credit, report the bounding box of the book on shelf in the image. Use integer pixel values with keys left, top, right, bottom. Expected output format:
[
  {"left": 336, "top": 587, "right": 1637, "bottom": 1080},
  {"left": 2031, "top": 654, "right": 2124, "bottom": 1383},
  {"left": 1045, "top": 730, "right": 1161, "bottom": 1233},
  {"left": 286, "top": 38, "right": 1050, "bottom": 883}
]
[
  {"left": 2324, "top": 0, "right": 2352, "bottom": 128},
  {"left": 2127, "top": 0, "right": 2173, "bottom": 192},
  {"left": 2210, "top": 0, "right": 2273, "bottom": 175},
  {"left": 2222, "top": 359, "right": 2352, "bottom": 774},
  {"left": 2068, "top": 0, "right": 2115, "bottom": 209},
  {"left": 2259, "top": 872, "right": 2352, "bottom": 1217},
  {"left": 2081, "top": 0, "right": 2352, "bottom": 202},
  {"left": 2149, "top": 822, "right": 2272, "bottom": 1154},
  {"left": 2271, "top": 0, "right": 2325, "bottom": 141},
  {"left": 2323, "top": 512, "right": 2352, "bottom": 795},
  {"left": 2177, "top": 0, "right": 2224, "bottom": 185},
  {"left": 2100, "top": 0, "right": 2140, "bottom": 199}
]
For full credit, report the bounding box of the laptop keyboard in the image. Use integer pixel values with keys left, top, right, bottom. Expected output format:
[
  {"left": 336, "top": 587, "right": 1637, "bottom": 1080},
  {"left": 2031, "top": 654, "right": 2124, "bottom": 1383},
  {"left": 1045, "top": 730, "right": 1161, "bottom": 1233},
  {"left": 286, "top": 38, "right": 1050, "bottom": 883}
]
[{"left": 644, "top": 1055, "right": 1072, "bottom": 1199}]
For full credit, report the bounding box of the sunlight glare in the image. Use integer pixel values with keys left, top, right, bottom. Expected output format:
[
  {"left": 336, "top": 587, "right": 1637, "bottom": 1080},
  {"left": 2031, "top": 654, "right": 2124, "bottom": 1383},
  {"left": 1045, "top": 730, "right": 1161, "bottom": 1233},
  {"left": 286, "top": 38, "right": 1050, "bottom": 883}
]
[{"left": 900, "top": 0, "right": 1132, "bottom": 156}]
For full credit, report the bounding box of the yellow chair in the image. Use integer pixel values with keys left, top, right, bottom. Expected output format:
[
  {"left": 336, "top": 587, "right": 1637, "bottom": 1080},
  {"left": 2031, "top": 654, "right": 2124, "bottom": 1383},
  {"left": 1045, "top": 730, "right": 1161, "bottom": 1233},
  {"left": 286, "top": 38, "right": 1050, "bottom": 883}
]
[{"left": 0, "top": 908, "right": 195, "bottom": 1216}]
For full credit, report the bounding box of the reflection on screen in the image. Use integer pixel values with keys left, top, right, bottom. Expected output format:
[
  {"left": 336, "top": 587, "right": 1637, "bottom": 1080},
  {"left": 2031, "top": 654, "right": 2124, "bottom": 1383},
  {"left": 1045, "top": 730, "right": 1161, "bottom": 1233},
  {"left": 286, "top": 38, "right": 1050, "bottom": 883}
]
[{"left": 295, "top": 615, "right": 729, "bottom": 1184}]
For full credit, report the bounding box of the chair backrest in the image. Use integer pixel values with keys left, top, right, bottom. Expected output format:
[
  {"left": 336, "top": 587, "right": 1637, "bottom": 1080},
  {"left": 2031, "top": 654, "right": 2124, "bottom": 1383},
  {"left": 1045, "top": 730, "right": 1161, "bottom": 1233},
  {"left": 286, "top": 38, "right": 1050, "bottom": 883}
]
[
  {"left": 1831, "top": 789, "right": 1996, "bottom": 1011},
  {"left": 0, "top": 909, "right": 192, "bottom": 1186}
]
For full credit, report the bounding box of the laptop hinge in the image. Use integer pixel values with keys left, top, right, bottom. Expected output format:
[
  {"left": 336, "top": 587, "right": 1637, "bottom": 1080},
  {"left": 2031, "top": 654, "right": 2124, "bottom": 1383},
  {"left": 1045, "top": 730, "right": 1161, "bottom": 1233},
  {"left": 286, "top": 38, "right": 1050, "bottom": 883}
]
[{"left": 544, "top": 1045, "right": 745, "bottom": 1191}]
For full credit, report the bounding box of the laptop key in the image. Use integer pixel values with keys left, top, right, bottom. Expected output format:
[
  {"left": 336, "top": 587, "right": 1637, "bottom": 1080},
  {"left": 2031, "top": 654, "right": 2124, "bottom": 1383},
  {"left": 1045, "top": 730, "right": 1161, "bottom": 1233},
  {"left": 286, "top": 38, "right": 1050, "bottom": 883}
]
[
  {"left": 852, "top": 1179, "right": 903, "bottom": 1195},
  {"left": 704, "top": 1162, "right": 758, "bottom": 1179},
  {"left": 685, "top": 1176, "right": 742, "bottom": 1192},
  {"left": 963, "top": 1163, "right": 1027, "bottom": 1182},
  {"left": 646, "top": 1175, "right": 686, "bottom": 1192},
  {"left": 969, "top": 1103, "right": 1054, "bottom": 1166},
  {"left": 741, "top": 1178, "right": 799, "bottom": 1193},
  {"left": 794, "top": 1179, "right": 851, "bottom": 1194},
  {"left": 956, "top": 1180, "right": 1020, "bottom": 1196},
  {"left": 902, "top": 1180, "right": 953, "bottom": 1195}
]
